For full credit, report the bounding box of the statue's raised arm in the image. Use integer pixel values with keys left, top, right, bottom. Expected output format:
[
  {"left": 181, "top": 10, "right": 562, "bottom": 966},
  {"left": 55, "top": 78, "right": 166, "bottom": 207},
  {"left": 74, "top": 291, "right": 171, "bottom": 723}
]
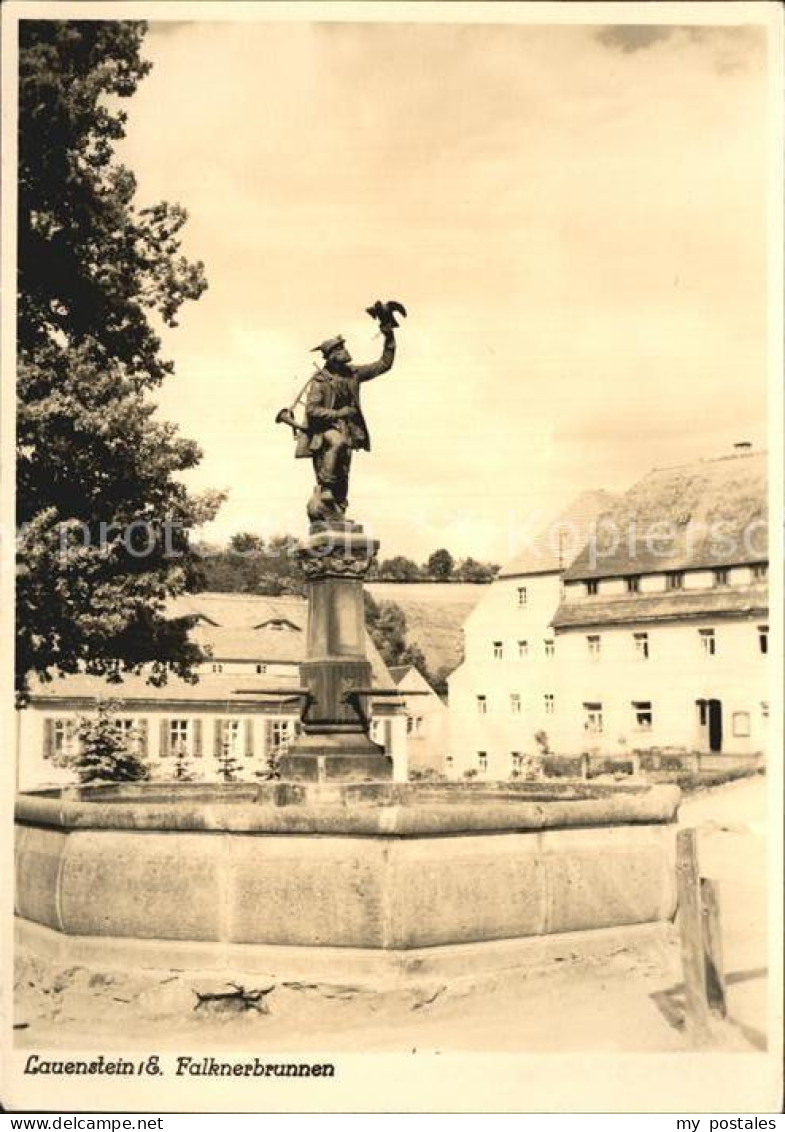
[{"left": 275, "top": 300, "right": 406, "bottom": 524}]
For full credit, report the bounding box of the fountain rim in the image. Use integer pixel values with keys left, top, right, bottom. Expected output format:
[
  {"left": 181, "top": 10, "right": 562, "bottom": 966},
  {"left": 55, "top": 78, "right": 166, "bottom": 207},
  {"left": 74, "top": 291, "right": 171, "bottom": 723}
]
[{"left": 16, "top": 781, "right": 681, "bottom": 836}]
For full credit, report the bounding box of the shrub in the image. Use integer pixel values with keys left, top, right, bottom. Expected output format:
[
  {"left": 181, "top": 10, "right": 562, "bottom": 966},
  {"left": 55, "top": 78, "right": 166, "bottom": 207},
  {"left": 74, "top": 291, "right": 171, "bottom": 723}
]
[
  {"left": 542, "top": 754, "right": 586, "bottom": 779},
  {"left": 56, "top": 703, "right": 149, "bottom": 784}
]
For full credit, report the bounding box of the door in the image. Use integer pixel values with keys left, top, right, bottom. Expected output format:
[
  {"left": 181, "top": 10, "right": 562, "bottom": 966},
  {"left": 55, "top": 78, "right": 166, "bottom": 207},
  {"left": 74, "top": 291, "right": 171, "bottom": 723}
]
[
  {"left": 707, "top": 699, "right": 723, "bottom": 753},
  {"left": 698, "top": 698, "right": 723, "bottom": 752}
]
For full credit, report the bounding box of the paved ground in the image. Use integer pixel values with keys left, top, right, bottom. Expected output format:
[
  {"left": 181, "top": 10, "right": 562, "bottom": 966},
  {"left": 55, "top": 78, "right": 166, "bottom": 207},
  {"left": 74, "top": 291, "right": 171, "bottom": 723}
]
[{"left": 14, "top": 775, "right": 770, "bottom": 1054}]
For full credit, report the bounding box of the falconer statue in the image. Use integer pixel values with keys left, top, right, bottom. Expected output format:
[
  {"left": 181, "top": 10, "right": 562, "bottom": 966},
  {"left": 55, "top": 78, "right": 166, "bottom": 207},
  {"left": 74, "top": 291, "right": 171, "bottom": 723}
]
[{"left": 276, "top": 300, "right": 406, "bottom": 522}]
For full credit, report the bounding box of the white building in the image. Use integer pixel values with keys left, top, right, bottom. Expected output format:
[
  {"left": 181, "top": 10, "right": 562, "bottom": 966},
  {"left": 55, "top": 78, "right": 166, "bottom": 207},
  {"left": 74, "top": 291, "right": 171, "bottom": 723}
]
[
  {"left": 18, "top": 591, "right": 408, "bottom": 790},
  {"left": 447, "top": 450, "right": 769, "bottom": 778},
  {"left": 388, "top": 664, "right": 449, "bottom": 777},
  {"left": 551, "top": 451, "right": 769, "bottom": 759},
  {"left": 447, "top": 491, "right": 615, "bottom": 779}
]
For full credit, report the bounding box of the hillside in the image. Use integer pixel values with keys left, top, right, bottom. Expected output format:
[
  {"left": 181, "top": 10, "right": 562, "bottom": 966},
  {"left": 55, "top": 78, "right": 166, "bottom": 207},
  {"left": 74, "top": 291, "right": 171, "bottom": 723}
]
[{"left": 366, "top": 582, "right": 485, "bottom": 678}]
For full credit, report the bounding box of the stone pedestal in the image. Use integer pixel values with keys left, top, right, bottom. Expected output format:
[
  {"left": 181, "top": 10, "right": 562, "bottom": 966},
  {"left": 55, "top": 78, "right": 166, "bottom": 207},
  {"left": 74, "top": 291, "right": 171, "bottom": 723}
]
[{"left": 279, "top": 522, "right": 393, "bottom": 782}]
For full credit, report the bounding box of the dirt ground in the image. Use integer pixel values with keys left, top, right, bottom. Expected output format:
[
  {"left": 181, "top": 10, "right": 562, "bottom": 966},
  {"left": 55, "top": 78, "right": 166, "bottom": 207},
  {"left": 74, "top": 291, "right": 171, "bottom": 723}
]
[{"left": 14, "top": 775, "right": 769, "bottom": 1054}]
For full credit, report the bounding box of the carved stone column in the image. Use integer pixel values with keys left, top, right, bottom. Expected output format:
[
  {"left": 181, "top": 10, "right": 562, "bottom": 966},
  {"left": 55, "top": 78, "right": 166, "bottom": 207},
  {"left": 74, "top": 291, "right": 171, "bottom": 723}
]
[{"left": 278, "top": 522, "right": 393, "bottom": 782}]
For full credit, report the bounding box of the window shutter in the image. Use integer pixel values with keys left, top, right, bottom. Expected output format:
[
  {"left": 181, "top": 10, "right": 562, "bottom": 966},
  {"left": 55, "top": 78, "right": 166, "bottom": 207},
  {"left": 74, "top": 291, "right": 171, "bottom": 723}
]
[
  {"left": 214, "top": 719, "right": 224, "bottom": 759},
  {"left": 193, "top": 719, "right": 203, "bottom": 758},
  {"left": 159, "top": 719, "right": 170, "bottom": 758},
  {"left": 43, "top": 718, "right": 54, "bottom": 760},
  {"left": 244, "top": 719, "right": 254, "bottom": 758},
  {"left": 137, "top": 719, "right": 149, "bottom": 757}
]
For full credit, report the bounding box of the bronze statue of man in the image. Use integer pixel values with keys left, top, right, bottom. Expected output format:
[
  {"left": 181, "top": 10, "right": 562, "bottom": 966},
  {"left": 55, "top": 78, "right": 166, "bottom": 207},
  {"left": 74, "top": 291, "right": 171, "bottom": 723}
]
[{"left": 287, "top": 301, "right": 405, "bottom": 522}]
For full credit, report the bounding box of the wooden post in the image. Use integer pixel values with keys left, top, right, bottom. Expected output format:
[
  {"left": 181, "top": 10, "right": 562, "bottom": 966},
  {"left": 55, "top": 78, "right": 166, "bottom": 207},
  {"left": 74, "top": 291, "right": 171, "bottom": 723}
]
[
  {"left": 700, "top": 877, "right": 728, "bottom": 1017},
  {"left": 676, "top": 828, "right": 712, "bottom": 1040}
]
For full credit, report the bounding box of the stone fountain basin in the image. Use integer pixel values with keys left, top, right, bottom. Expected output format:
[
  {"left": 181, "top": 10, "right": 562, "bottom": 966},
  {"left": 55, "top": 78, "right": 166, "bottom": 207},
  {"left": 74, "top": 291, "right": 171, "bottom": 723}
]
[{"left": 15, "top": 781, "right": 680, "bottom": 980}]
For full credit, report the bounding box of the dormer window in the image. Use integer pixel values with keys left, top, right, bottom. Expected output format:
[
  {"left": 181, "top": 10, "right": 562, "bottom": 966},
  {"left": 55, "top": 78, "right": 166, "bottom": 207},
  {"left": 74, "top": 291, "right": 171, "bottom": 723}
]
[
  {"left": 254, "top": 618, "right": 300, "bottom": 632},
  {"left": 189, "top": 612, "right": 220, "bottom": 627}
]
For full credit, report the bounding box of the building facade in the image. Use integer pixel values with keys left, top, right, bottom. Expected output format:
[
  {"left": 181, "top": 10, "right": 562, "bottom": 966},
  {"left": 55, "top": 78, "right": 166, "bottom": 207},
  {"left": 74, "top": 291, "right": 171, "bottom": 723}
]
[
  {"left": 447, "top": 452, "right": 769, "bottom": 778},
  {"left": 18, "top": 592, "right": 408, "bottom": 790},
  {"left": 447, "top": 491, "right": 615, "bottom": 779},
  {"left": 551, "top": 452, "right": 769, "bottom": 759},
  {"left": 388, "top": 664, "right": 449, "bottom": 777}
]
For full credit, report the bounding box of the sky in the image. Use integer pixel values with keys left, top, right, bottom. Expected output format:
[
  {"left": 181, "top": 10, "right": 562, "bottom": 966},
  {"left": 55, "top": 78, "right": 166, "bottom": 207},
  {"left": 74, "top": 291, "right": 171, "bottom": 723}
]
[{"left": 117, "top": 17, "right": 770, "bottom": 563}]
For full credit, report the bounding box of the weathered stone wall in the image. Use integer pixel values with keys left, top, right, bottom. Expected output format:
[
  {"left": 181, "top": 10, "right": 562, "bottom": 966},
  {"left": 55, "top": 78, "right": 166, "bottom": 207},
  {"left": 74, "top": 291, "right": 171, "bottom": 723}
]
[{"left": 15, "top": 786, "right": 678, "bottom": 951}]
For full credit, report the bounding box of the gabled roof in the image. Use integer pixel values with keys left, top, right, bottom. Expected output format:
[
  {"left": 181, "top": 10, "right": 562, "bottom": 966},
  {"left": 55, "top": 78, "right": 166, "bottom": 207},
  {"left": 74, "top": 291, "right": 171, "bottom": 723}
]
[
  {"left": 389, "top": 664, "right": 442, "bottom": 698},
  {"left": 28, "top": 591, "right": 397, "bottom": 702},
  {"left": 564, "top": 451, "right": 767, "bottom": 580},
  {"left": 498, "top": 490, "right": 619, "bottom": 577}
]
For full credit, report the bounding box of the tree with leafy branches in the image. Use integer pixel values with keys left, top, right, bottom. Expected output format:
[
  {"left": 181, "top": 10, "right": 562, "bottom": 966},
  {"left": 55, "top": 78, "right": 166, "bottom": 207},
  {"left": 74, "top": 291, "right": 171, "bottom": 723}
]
[
  {"left": 56, "top": 701, "right": 149, "bottom": 784},
  {"left": 426, "top": 548, "right": 454, "bottom": 581},
  {"left": 169, "top": 743, "right": 196, "bottom": 783},
  {"left": 16, "top": 20, "right": 221, "bottom": 703},
  {"left": 216, "top": 739, "right": 243, "bottom": 784}
]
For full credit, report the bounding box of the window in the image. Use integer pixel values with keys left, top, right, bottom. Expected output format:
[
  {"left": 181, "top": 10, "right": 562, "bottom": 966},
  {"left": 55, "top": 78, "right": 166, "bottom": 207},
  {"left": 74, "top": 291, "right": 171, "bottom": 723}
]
[
  {"left": 170, "top": 719, "right": 189, "bottom": 757},
  {"left": 510, "top": 693, "right": 521, "bottom": 714},
  {"left": 477, "top": 751, "right": 488, "bottom": 772},
  {"left": 761, "top": 701, "right": 769, "bottom": 719},
  {"left": 732, "top": 712, "right": 751, "bottom": 738},
  {"left": 407, "top": 715, "right": 426, "bottom": 736},
  {"left": 544, "top": 639, "right": 555, "bottom": 658},
  {"left": 45, "top": 718, "right": 79, "bottom": 760},
  {"left": 114, "top": 717, "right": 146, "bottom": 755},
  {"left": 517, "top": 639, "right": 528, "bottom": 659},
  {"left": 511, "top": 752, "right": 523, "bottom": 772},
  {"left": 625, "top": 576, "right": 640, "bottom": 594},
  {"left": 632, "top": 701, "right": 653, "bottom": 731},
  {"left": 713, "top": 568, "right": 729, "bottom": 587},
  {"left": 699, "top": 628, "right": 716, "bottom": 656},
  {"left": 758, "top": 625, "right": 768, "bottom": 655},
  {"left": 266, "top": 717, "right": 300, "bottom": 755},
  {"left": 166, "top": 718, "right": 202, "bottom": 759},
  {"left": 476, "top": 695, "right": 487, "bottom": 714},
  {"left": 544, "top": 693, "right": 555, "bottom": 715},
  {"left": 493, "top": 640, "right": 504, "bottom": 660},
  {"left": 587, "top": 634, "right": 601, "bottom": 660},
  {"left": 752, "top": 564, "right": 768, "bottom": 581},
  {"left": 217, "top": 719, "right": 245, "bottom": 758},
  {"left": 583, "top": 702, "right": 603, "bottom": 734},
  {"left": 586, "top": 580, "right": 599, "bottom": 596},
  {"left": 445, "top": 755, "right": 454, "bottom": 772},
  {"left": 633, "top": 632, "right": 649, "bottom": 659},
  {"left": 666, "top": 572, "right": 684, "bottom": 591},
  {"left": 255, "top": 618, "right": 300, "bottom": 632},
  {"left": 517, "top": 586, "right": 527, "bottom": 606},
  {"left": 256, "top": 663, "right": 267, "bottom": 675},
  {"left": 211, "top": 663, "right": 224, "bottom": 673}
]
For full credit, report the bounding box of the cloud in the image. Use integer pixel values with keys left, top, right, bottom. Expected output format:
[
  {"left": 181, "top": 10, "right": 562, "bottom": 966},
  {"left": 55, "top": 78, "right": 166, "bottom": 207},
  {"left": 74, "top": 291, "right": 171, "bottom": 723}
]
[{"left": 596, "top": 26, "right": 674, "bottom": 53}]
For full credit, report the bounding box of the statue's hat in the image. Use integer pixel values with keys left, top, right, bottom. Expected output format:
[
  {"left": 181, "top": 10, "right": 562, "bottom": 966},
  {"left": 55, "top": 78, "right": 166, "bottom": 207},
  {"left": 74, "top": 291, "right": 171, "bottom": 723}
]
[{"left": 310, "top": 335, "right": 345, "bottom": 358}]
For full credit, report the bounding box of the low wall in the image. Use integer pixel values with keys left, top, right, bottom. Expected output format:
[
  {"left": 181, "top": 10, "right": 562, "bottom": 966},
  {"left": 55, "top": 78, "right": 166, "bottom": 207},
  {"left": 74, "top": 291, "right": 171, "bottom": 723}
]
[{"left": 15, "top": 784, "right": 680, "bottom": 954}]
